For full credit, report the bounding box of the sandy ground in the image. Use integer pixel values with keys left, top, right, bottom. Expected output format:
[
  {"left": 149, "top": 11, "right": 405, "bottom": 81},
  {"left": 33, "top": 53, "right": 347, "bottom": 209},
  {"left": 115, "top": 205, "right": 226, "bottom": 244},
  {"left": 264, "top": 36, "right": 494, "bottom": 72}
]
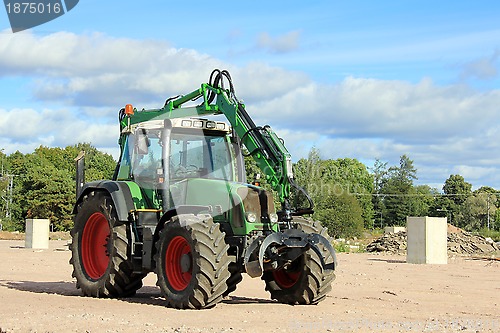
[{"left": 0, "top": 240, "right": 498, "bottom": 333}]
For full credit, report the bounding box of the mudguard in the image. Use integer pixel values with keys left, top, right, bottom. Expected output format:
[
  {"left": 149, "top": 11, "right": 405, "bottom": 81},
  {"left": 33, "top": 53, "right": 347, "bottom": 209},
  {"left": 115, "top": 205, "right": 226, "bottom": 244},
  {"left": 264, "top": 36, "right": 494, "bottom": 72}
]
[{"left": 73, "top": 180, "right": 136, "bottom": 222}]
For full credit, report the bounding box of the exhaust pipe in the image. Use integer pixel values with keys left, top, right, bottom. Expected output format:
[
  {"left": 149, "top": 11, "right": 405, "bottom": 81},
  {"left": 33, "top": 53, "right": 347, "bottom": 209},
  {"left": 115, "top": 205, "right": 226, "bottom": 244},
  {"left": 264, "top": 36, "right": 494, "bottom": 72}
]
[{"left": 74, "top": 151, "right": 85, "bottom": 199}]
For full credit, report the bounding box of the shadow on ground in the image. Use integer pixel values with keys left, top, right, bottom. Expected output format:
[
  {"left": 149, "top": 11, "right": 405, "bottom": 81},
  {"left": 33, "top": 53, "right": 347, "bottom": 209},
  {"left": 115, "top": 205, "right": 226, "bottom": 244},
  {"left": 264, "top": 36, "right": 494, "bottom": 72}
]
[
  {"left": 367, "top": 258, "right": 406, "bottom": 264},
  {"left": 0, "top": 280, "right": 274, "bottom": 307},
  {"left": 0, "top": 280, "right": 79, "bottom": 296}
]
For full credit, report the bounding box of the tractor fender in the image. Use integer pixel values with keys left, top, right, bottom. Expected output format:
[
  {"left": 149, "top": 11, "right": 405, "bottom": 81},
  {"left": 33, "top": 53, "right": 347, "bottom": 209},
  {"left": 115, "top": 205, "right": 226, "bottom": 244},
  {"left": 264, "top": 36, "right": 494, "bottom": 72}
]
[
  {"left": 73, "top": 180, "right": 136, "bottom": 222},
  {"left": 153, "top": 205, "right": 212, "bottom": 239}
]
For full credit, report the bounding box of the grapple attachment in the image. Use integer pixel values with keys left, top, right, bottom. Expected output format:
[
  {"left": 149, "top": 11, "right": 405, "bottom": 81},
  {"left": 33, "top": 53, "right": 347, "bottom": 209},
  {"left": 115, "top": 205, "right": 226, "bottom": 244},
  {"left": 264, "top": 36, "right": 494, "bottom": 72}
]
[{"left": 243, "top": 229, "right": 337, "bottom": 278}]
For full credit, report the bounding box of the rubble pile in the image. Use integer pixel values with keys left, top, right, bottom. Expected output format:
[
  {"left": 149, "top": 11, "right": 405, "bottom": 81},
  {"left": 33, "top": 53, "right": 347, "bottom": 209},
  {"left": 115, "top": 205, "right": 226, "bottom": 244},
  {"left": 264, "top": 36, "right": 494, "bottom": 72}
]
[
  {"left": 447, "top": 232, "right": 499, "bottom": 255},
  {"left": 366, "top": 232, "right": 407, "bottom": 254},
  {"left": 366, "top": 227, "right": 499, "bottom": 256}
]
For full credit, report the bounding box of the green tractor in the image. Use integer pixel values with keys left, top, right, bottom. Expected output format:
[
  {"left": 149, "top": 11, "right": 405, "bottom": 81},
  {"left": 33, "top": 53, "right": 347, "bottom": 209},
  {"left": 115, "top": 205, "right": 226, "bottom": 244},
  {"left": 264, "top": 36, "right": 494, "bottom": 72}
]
[{"left": 70, "top": 69, "right": 337, "bottom": 309}]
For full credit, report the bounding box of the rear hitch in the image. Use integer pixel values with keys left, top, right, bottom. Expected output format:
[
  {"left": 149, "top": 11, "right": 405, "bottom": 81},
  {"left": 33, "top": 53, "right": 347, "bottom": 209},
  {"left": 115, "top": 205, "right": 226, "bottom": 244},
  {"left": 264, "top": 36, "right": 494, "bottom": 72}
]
[{"left": 243, "top": 229, "right": 337, "bottom": 278}]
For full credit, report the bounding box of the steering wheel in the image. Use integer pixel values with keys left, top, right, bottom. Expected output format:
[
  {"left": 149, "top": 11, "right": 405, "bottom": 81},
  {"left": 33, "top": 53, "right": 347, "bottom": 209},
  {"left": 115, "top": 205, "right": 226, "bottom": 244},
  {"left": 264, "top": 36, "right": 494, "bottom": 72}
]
[{"left": 174, "top": 165, "right": 199, "bottom": 177}]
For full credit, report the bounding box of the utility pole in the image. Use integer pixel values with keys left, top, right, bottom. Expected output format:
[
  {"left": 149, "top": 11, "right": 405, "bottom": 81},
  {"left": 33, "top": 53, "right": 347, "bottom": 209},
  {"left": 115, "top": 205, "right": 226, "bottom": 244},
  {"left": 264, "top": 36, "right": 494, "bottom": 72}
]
[
  {"left": 1, "top": 173, "right": 15, "bottom": 219},
  {"left": 487, "top": 194, "right": 490, "bottom": 230}
]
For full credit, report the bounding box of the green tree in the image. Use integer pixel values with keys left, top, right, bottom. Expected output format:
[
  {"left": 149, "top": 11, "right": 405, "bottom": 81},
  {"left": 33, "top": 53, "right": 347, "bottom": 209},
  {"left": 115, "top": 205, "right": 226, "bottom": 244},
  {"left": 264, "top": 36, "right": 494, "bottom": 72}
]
[
  {"left": 4, "top": 151, "right": 27, "bottom": 229},
  {"left": 21, "top": 160, "right": 74, "bottom": 230},
  {"left": 293, "top": 148, "right": 372, "bottom": 236},
  {"left": 380, "top": 155, "right": 417, "bottom": 226},
  {"left": 0, "top": 149, "right": 8, "bottom": 217},
  {"left": 3, "top": 144, "right": 116, "bottom": 231},
  {"left": 313, "top": 191, "right": 364, "bottom": 238},
  {"left": 455, "top": 192, "right": 497, "bottom": 231},
  {"left": 370, "top": 159, "right": 388, "bottom": 228},
  {"left": 371, "top": 159, "right": 388, "bottom": 194},
  {"left": 0, "top": 149, "right": 15, "bottom": 229},
  {"left": 325, "top": 158, "right": 374, "bottom": 229},
  {"left": 428, "top": 195, "right": 454, "bottom": 224},
  {"left": 389, "top": 155, "right": 417, "bottom": 185},
  {"left": 495, "top": 208, "right": 500, "bottom": 231},
  {"left": 411, "top": 185, "right": 439, "bottom": 217},
  {"left": 443, "top": 174, "right": 472, "bottom": 206},
  {"left": 442, "top": 174, "right": 472, "bottom": 225},
  {"left": 65, "top": 143, "right": 116, "bottom": 182},
  {"left": 291, "top": 147, "right": 321, "bottom": 211}
]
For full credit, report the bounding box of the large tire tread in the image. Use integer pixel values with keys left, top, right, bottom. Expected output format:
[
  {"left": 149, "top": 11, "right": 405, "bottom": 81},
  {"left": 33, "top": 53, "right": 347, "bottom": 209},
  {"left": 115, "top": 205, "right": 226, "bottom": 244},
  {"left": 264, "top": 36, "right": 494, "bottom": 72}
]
[
  {"left": 70, "top": 191, "right": 144, "bottom": 298},
  {"left": 262, "top": 217, "right": 336, "bottom": 305},
  {"left": 154, "top": 214, "right": 231, "bottom": 309}
]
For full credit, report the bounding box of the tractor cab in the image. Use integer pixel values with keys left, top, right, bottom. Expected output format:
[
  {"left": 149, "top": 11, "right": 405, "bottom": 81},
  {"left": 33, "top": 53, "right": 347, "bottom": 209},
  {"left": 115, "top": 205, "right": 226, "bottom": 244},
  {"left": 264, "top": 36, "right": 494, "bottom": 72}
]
[
  {"left": 116, "top": 117, "right": 243, "bottom": 182},
  {"left": 115, "top": 117, "right": 247, "bottom": 211}
]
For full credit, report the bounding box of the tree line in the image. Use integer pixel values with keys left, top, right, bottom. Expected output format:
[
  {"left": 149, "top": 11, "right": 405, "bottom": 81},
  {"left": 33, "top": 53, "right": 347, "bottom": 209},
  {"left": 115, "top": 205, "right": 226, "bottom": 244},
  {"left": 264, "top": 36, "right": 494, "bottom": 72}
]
[
  {"left": 0, "top": 145, "right": 498, "bottom": 238},
  {"left": 290, "top": 149, "right": 499, "bottom": 238},
  {"left": 0, "top": 144, "right": 115, "bottom": 231}
]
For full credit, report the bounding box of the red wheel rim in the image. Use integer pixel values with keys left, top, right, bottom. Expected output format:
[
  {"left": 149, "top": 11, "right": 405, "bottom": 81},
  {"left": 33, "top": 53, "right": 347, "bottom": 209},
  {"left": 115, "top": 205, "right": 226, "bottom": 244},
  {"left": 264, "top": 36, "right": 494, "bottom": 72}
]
[
  {"left": 273, "top": 267, "right": 301, "bottom": 289},
  {"left": 165, "top": 236, "right": 192, "bottom": 291},
  {"left": 81, "top": 212, "right": 110, "bottom": 280}
]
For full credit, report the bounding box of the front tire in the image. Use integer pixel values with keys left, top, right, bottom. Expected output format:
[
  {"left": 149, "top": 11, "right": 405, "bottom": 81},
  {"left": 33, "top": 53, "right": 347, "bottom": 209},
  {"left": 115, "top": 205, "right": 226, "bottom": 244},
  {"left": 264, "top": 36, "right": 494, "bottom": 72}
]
[
  {"left": 70, "top": 191, "right": 143, "bottom": 297},
  {"left": 154, "top": 214, "right": 231, "bottom": 309},
  {"left": 262, "top": 217, "right": 336, "bottom": 304}
]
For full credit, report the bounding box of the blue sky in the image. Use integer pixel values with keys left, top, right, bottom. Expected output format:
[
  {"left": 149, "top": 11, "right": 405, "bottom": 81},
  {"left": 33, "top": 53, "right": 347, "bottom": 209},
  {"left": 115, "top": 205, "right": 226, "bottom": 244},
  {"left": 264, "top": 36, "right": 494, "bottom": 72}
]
[{"left": 1, "top": 0, "right": 500, "bottom": 190}]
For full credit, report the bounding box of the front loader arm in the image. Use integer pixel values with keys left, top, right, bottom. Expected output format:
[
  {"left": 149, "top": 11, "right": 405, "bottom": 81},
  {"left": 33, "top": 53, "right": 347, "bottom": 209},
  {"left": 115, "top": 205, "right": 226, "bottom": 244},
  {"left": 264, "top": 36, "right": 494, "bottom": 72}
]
[{"left": 119, "top": 69, "right": 313, "bottom": 221}]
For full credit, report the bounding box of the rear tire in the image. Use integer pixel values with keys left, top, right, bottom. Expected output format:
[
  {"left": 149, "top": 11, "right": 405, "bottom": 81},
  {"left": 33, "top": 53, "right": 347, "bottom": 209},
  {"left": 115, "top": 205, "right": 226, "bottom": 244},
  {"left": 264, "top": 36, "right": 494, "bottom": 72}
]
[
  {"left": 154, "top": 214, "right": 231, "bottom": 309},
  {"left": 70, "top": 191, "right": 143, "bottom": 297},
  {"left": 262, "top": 217, "right": 335, "bottom": 304}
]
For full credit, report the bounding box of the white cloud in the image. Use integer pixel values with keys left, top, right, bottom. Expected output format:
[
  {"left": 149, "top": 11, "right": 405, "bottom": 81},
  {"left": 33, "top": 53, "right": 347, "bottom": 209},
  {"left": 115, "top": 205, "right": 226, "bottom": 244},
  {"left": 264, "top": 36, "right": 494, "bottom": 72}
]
[
  {"left": 243, "top": 76, "right": 500, "bottom": 189},
  {"left": 0, "top": 31, "right": 309, "bottom": 109},
  {"left": 248, "top": 77, "right": 500, "bottom": 144},
  {"left": 0, "top": 31, "right": 223, "bottom": 107},
  {"left": 256, "top": 30, "right": 301, "bottom": 54},
  {"left": 2, "top": 31, "right": 500, "bottom": 189},
  {"left": 231, "top": 62, "right": 310, "bottom": 101},
  {"left": 0, "top": 107, "right": 117, "bottom": 154},
  {"left": 459, "top": 50, "right": 500, "bottom": 81}
]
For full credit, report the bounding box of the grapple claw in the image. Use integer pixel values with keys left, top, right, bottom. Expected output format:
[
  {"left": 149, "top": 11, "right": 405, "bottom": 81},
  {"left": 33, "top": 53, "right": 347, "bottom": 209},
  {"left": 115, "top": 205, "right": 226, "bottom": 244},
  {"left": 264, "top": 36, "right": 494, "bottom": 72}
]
[{"left": 243, "top": 229, "right": 337, "bottom": 278}]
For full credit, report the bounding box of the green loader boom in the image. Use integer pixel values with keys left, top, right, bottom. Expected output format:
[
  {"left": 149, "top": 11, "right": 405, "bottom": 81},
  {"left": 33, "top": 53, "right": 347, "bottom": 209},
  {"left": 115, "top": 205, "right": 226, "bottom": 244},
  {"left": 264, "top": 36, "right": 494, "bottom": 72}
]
[{"left": 118, "top": 69, "right": 313, "bottom": 221}]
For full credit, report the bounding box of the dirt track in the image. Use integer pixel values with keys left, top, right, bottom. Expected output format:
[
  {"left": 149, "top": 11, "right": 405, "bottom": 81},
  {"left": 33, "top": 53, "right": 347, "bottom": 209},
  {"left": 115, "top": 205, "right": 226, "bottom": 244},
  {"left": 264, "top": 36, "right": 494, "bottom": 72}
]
[{"left": 0, "top": 240, "right": 498, "bottom": 333}]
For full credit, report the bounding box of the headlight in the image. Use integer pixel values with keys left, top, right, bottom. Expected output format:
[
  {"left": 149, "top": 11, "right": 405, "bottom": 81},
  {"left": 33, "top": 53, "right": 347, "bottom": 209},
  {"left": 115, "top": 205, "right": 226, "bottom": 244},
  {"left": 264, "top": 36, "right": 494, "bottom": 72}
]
[
  {"left": 246, "top": 212, "right": 257, "bottom": 223},
  {"left": 269, "top": 213, "right": 279, "bottom": 223}
]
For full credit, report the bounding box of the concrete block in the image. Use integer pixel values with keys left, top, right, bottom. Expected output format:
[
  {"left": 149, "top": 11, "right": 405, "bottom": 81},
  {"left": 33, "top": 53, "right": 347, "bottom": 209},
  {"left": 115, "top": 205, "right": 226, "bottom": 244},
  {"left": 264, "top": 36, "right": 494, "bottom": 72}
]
[
  {"left": 407, "top": 216, "right": 447, "bottom": 264},
  {"left": 384, "top": 226, "right": 406, "bottom": 234},
  {"left": 25, "top": 219, "right": 50, "bottom": 249}
]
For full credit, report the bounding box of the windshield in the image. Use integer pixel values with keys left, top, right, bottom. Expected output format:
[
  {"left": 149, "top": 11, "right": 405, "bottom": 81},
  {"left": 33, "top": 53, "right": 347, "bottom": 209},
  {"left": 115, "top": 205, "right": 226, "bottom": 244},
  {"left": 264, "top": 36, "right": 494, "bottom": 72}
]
[
  {"left": 117, "top": 128, "right": 235, "bottom": 182},
  {"left": 170, "top": 131, "right": 234, "bottom": 181}
]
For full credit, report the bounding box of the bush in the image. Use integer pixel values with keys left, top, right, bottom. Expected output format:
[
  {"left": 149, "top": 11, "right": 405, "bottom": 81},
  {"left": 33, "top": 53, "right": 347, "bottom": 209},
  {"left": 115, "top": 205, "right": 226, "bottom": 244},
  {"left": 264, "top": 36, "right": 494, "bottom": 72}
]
[
  {"left": 477, "top": 228, "right": 500, "bottom": 242},
  {"left": 0, "top": 218, "right": 24, "bottom": 232},
  {"left": 313, "top": 192, "right": 364, "bottom": 239}
]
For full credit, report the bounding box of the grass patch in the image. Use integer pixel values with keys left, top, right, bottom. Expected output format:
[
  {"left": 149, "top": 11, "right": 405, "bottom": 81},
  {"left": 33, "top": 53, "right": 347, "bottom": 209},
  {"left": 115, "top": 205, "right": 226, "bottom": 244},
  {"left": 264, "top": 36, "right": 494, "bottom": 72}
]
[
  {"left": 333, "top": 240, "right": 366, "bottom": 253},
  {"left": 334, "top": 242, "right": 350, "bottom": 253},
  {"left": 477, "top": 228, "right": 500, "bottom": 242}
]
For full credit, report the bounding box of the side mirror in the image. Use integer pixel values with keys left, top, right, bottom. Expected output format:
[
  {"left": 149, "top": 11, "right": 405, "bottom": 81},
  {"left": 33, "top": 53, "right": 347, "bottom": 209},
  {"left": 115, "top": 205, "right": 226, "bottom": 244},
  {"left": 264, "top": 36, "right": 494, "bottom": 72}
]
[{"left": 135, "top": 129, "right": 150, "bottom": 155}]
